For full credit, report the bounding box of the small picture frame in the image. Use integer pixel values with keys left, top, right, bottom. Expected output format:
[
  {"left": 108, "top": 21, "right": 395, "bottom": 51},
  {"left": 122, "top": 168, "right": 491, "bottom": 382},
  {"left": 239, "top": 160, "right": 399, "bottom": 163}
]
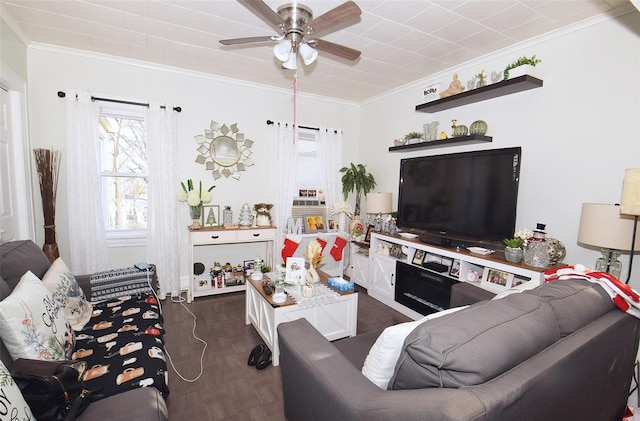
[
  {"left": 327, "top": 219, "right": 336, "bottom": 232},
  {"left": 285, "top": 257, "right": 306, "bottom": 285},
  {"left": 299, "top": 189, "right": 308, "bottom": 197},
  {"left": 243, "top": 260, "right": 256, "bottom": 279},
  {"left": 364, "top": 224, "right": 376, "bottom": 243},
  {"left": 304, "top": 214, "right": 325, "bottom": 233},
  {"left": 481, "top": 267, "right": 514, "bottom": 290},
  {"left": 412, "top": 249, "right": 426, "bottom": 265},
  {"left": 202, "top": 205, "right": 220, "bottom": 228},
  {"left": 449, "top": 259, "right": 461, "bottom": 278}
]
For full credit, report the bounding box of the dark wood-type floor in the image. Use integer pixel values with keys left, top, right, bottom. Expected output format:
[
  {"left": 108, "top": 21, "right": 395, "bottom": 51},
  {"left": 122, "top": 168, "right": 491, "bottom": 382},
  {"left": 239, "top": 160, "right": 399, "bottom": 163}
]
[{"left": 161, "top": 285, "right": 411, "bottom": 420}]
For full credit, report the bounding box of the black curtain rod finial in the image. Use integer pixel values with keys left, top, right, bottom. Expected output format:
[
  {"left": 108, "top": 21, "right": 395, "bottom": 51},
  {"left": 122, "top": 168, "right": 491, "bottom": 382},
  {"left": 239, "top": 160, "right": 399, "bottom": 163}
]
[{"left": 57, "top": 91, "right": 66, "bottom": 98}]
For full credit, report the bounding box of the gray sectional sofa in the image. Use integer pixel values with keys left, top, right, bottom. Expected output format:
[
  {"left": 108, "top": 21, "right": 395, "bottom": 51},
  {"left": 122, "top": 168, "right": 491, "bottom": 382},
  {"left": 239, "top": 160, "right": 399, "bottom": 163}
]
[
  {"left": 278, "top": 278, "right": 640, "bottom": 420},
  {"left": 0, "top": 240, "right": 168, "bottom": 421}
]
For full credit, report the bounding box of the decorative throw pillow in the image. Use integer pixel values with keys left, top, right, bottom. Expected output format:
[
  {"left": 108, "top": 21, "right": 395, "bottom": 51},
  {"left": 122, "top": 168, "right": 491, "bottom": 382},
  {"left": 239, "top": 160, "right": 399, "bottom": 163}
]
[
  {"left": 361, "top": 306, "right": 467, "bottom": 389},
  {"left": 0, "top": 271, "right": 75, "bottom": 360},
  {"left": 42, "top": 257, "right": 92, "bottom": 331},
  {"left": 90, "top": 266, "right": 154, "bottom": 301},
  {"left": 0, "top": 360, "right": 35, "bottom": 420}
]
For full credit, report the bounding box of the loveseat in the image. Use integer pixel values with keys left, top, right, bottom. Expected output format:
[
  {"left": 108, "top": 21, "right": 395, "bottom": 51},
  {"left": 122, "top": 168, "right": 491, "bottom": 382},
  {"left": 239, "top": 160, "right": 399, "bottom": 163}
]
[
  {"left": 0, "top": 240, "right": 168, "bottom": 421},
  {"left": 278, "top": 278, "right": 640, "bottom": 420}
]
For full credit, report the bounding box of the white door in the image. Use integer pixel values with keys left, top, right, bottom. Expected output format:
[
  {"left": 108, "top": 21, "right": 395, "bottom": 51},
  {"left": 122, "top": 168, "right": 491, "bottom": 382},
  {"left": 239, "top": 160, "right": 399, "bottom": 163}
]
[{"left": 0, "top": 70, "right": 34, "bottom": 243}]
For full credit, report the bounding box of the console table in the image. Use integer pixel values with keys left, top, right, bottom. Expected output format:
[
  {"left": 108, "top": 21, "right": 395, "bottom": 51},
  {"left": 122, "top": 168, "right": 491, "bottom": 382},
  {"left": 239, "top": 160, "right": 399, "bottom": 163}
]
[
  {"left": 187, "top": 226, "right": 276, "bottom": 303},
  {"left": 368, "top": 232, "right": 551, "bottom": 319},
  {"left": 245, "top": 272, "right": 358, "bottom": 366}
]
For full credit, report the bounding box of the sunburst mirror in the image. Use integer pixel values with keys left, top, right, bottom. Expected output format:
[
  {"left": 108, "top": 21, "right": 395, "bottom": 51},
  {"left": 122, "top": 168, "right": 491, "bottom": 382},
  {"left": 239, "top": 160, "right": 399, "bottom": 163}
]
[{"left": 194, "top": 120, "right": 254, "bottom": 180}]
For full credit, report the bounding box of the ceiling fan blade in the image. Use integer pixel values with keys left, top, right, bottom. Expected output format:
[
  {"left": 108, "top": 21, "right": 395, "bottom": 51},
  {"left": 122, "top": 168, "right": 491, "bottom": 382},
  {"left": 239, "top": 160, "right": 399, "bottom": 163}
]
[
  {"left": 313, "top": 39, "right": 361, "bottom": 61},
  {"left": 305, "top": 1, "right": 362, "bottom": 35},
  {"left": 220, "top": 36, "right": 276, "bottom": 46},
  {"left": 240, "top": 0, "right": 285, "bottom": 32}
]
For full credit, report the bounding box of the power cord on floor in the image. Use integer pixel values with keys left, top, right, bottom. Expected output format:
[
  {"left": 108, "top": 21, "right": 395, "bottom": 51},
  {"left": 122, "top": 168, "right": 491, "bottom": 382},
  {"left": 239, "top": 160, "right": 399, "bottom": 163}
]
[
  {"left": 163, "top": 290, "right": 208, "bottom": 382},
  {"left": 138, "top": 263, "right": 207, "bottom": 383}
]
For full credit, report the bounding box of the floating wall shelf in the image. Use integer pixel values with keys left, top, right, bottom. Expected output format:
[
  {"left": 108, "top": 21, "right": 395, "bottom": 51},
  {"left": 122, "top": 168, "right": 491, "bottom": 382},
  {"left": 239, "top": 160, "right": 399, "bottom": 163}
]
[
  {"left": 415, "top": 75, "right": 543, "bottom": 113},
  {"left": 388, "top": 135, "right": 492, "bottom": 152}
]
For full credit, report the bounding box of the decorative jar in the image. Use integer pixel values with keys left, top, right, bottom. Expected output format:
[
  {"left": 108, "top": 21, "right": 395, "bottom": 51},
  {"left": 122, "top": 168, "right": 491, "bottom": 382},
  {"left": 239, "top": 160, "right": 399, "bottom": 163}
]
[{"left": 523, "top": 223, "right": 550, "bottom": 268}]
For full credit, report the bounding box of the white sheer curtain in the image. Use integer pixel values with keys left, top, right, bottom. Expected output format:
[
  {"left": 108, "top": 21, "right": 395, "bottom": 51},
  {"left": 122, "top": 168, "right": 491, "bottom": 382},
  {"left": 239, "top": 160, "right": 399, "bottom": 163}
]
[
  {"left": 65, "top": 91, "right": 108, "bottom": 274},
  {"left": 317, "top": 127, "right": 343, "bottom": 216},
  {"left": 145, "top": 102, "right": 180, "bottom": 299},
  {"left": 268, "top": 121, "right": 297, "bottom": 264}
]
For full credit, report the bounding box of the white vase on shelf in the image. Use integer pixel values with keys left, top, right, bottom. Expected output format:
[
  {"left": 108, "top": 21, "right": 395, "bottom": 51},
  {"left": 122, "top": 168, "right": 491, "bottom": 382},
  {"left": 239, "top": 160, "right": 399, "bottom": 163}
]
[{"left": 338, "top": 213, "right": 348, "bottom": 233}]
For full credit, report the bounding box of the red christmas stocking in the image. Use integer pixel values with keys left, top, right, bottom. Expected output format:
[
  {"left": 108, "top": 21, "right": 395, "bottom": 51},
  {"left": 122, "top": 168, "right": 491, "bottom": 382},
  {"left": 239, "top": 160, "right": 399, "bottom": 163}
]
[
  {"left": 330, "top": 235, "right": 348, "bottom": 261},
  {"left": 316, "top": 236, "right": 328, "bottom": 253},
  {"left": 281, "top": 235, "right": 302, "bottom": 262}
]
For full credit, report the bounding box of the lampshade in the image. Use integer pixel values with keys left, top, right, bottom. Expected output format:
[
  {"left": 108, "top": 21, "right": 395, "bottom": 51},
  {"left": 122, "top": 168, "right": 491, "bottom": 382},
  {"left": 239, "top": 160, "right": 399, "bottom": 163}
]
[
  {"left": 299, "top": 42, "right": 318, "bottom": 65},
  {"left": 366, "top": 192, "right": 393, "bottom": 214},
  {"left": 282, "top": 51, "right": 297, "bottom": 70},
  {"left": 577, "top": 203, "right": 640, "bottom": 250},
  {"left": 273, "top": 39, "right": 292, "bottom": 62},
  {"left": 621, "top": 168, "right": 640, "bottom": 216}
]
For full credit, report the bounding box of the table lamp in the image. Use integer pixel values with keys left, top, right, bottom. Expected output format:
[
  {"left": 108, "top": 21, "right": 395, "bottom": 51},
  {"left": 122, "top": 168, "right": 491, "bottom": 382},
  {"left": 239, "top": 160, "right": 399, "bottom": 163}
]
[
  {"left": 366, "top": 192, "right": 393, "bottom": 231},
  {"left": 620, "top": 168, "right": 640, "bottom": 283},
  {"left": 577, "top": 203, "right": 640, "bottom": 280}
]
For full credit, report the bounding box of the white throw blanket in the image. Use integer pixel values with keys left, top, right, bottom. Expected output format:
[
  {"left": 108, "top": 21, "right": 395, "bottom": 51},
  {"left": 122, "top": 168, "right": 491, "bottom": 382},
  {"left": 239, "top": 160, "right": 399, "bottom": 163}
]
[{"left": 544, "top": 264, "right": 640, "bottom": 319}]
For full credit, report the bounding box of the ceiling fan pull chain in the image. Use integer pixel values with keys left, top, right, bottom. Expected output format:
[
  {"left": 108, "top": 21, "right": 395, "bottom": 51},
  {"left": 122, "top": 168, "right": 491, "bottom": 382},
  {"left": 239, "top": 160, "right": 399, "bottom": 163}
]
[{"left": 293, "top": 73, "right": 297, "bottom": 144}]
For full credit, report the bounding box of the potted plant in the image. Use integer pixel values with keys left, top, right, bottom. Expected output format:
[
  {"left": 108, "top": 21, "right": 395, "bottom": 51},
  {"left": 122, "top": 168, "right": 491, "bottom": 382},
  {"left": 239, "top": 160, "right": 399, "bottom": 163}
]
[
  {"left": 503, "top": 55, "right": 541, "bottom": 80},
  {"left": 503, "top": 228, "right": 533, "bottom": 263},
  {"left": 339, "top": 163, "right": 376, "bottom": 218},
  {"left": 404, "top": 131, "right": 424, "bottom": 144}
]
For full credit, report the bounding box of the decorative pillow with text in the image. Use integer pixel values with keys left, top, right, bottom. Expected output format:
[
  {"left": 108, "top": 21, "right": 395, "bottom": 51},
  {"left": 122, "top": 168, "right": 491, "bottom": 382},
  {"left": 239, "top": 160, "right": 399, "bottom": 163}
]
[
  {"left": 0, "top": 360, "right": 34, "bottom": 420},
  {"left": 0, "top": 271, "right": 74, "bottom": 360},
  {"left": 42, "top": 257, "right": 92, "bottom": 331}
]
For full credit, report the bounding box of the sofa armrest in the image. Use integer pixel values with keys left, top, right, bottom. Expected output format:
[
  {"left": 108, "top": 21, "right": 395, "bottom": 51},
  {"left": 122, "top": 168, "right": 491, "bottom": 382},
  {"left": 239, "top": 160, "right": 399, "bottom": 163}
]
[{"left": 277, "top": 318, "right": 484, "bottom": 421}]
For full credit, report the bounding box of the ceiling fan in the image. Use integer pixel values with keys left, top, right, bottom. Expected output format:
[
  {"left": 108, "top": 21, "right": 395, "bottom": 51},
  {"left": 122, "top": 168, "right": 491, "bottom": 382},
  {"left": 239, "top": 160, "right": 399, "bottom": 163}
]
[{"left": 220, "top": 0, "right": 362, "bottom": 69}]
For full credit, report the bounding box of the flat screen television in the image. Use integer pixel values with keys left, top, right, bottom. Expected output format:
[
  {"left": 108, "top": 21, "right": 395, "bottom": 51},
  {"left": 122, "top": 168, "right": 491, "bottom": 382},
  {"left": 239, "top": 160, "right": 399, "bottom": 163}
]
[{"left": 397, "top": 147, "right": 521, "bottom": 247}]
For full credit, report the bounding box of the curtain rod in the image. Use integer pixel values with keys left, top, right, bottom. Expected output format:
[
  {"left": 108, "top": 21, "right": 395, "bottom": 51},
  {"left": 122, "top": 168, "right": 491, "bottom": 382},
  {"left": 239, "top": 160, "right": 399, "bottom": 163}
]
[
  {"left": 266, "top": 119, "right": 338, "bottom": 134},
  {"left": 57, "top": 91, "right": 182, "bottom": 113}
]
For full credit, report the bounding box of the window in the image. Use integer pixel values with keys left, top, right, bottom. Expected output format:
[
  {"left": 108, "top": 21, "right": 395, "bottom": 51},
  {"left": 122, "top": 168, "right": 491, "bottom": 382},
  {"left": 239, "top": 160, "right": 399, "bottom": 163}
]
[
  {"left": 98, "top": 104, "right": 147, "bottom": 245},
  {"left": 295, "top": 128, "right": 323, "bottom": 199}
]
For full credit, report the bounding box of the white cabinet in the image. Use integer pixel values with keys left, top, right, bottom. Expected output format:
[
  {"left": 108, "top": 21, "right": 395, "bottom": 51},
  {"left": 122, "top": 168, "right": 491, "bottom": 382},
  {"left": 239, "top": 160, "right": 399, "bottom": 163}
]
[
  {"left": 368, "top": 232, "right": 549, "bottom": 319},
  {"left": 188, "top": 226, "right": 276, "bottom": 302},
  {"left": 349, "top": 242, "right": 370, "bottom": 289},
  {"left": 369, "top": 254, "right": 395, "bottom": 300}
]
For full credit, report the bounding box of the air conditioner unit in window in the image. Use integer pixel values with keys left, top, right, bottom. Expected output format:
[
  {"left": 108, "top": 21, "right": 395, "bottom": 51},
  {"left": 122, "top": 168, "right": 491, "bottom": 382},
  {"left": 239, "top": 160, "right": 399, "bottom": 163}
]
[{"left": 291, "top": 199, "right": 326, "bottom": 233}]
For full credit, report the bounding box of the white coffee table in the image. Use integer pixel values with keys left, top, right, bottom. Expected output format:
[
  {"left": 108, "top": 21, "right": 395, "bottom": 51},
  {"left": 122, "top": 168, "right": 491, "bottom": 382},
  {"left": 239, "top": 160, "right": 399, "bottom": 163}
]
[{"left": 245, "top": 273, "right": 358, "bottom": 366}]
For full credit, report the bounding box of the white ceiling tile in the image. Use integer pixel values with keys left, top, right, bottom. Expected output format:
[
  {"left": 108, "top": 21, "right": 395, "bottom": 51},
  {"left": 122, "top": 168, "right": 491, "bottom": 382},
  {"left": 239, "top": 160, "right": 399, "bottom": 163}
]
[
  {"left": 3, "top": 0, "right": 630, "bottom": 102},
  {"left": 432, "top": 17, "right": 486, "bottom": 43}
]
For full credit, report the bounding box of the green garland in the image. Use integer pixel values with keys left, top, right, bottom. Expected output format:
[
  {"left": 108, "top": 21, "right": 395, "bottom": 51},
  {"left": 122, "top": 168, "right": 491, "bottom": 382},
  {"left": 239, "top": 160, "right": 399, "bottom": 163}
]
[{"left": 503, "top": 55, "right": 541, "bottom": 80}]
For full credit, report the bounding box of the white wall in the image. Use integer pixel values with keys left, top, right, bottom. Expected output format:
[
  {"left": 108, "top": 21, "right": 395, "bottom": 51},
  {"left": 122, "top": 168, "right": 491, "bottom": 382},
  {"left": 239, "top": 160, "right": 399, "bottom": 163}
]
[
  {"left": 26, "top": 48, "right": 359, "bottom": 283},
  {"left": 359, "top": 12, "right": 640, "bottom": 288}
]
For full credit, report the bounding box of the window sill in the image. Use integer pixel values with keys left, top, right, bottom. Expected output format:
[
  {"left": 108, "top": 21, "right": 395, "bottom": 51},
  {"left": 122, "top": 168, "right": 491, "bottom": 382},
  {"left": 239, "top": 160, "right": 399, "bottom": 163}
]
[{"left": 106, "top": 230, "right": 147, "bottom": 247}]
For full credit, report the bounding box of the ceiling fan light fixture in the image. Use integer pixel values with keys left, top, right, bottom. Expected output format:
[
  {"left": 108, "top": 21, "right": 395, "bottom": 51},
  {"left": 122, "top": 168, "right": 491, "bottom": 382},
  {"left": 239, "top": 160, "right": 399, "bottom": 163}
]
[
  {"left": 273, "top": 38, "right": 293, "bottom": 61},
  {"left": 299, "top": 42, "right": 318, "bottom": 65},
  {"left": 282, "top": 51, "right": 297, "bottom": 69}
]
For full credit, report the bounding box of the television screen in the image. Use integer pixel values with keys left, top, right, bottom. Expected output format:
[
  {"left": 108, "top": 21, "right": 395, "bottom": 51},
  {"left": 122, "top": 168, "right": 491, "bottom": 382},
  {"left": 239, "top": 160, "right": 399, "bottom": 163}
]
[{"left": 397, "top": 147, "right": 521, "bottom": 245}]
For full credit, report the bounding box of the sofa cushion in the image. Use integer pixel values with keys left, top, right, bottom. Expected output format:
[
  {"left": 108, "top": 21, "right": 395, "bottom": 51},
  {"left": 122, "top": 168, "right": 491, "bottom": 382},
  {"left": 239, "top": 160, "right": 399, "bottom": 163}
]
[
  {"left": 90, "top": 266, "right": 155, "bottom": 301},
  {"left": 0, "top": 240, "right": 51, "bottom": 290},
  {"left": 42, "top": 257, "right": 93, "bottom": 331},
  {"left": 525, "top": 278, "right": 614, "bottom": 336},
  {"left": 389, "top": 292, "right": 560, "bottom": 390},
  {"left": 0, "top": 359, "right": 35, "bottom": 420},
  {"left": 362, "top": 306, "right": 467, "bottom": 389},
  {"left": 0, "top": 271, "right": 75, "bottom": 361}
]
